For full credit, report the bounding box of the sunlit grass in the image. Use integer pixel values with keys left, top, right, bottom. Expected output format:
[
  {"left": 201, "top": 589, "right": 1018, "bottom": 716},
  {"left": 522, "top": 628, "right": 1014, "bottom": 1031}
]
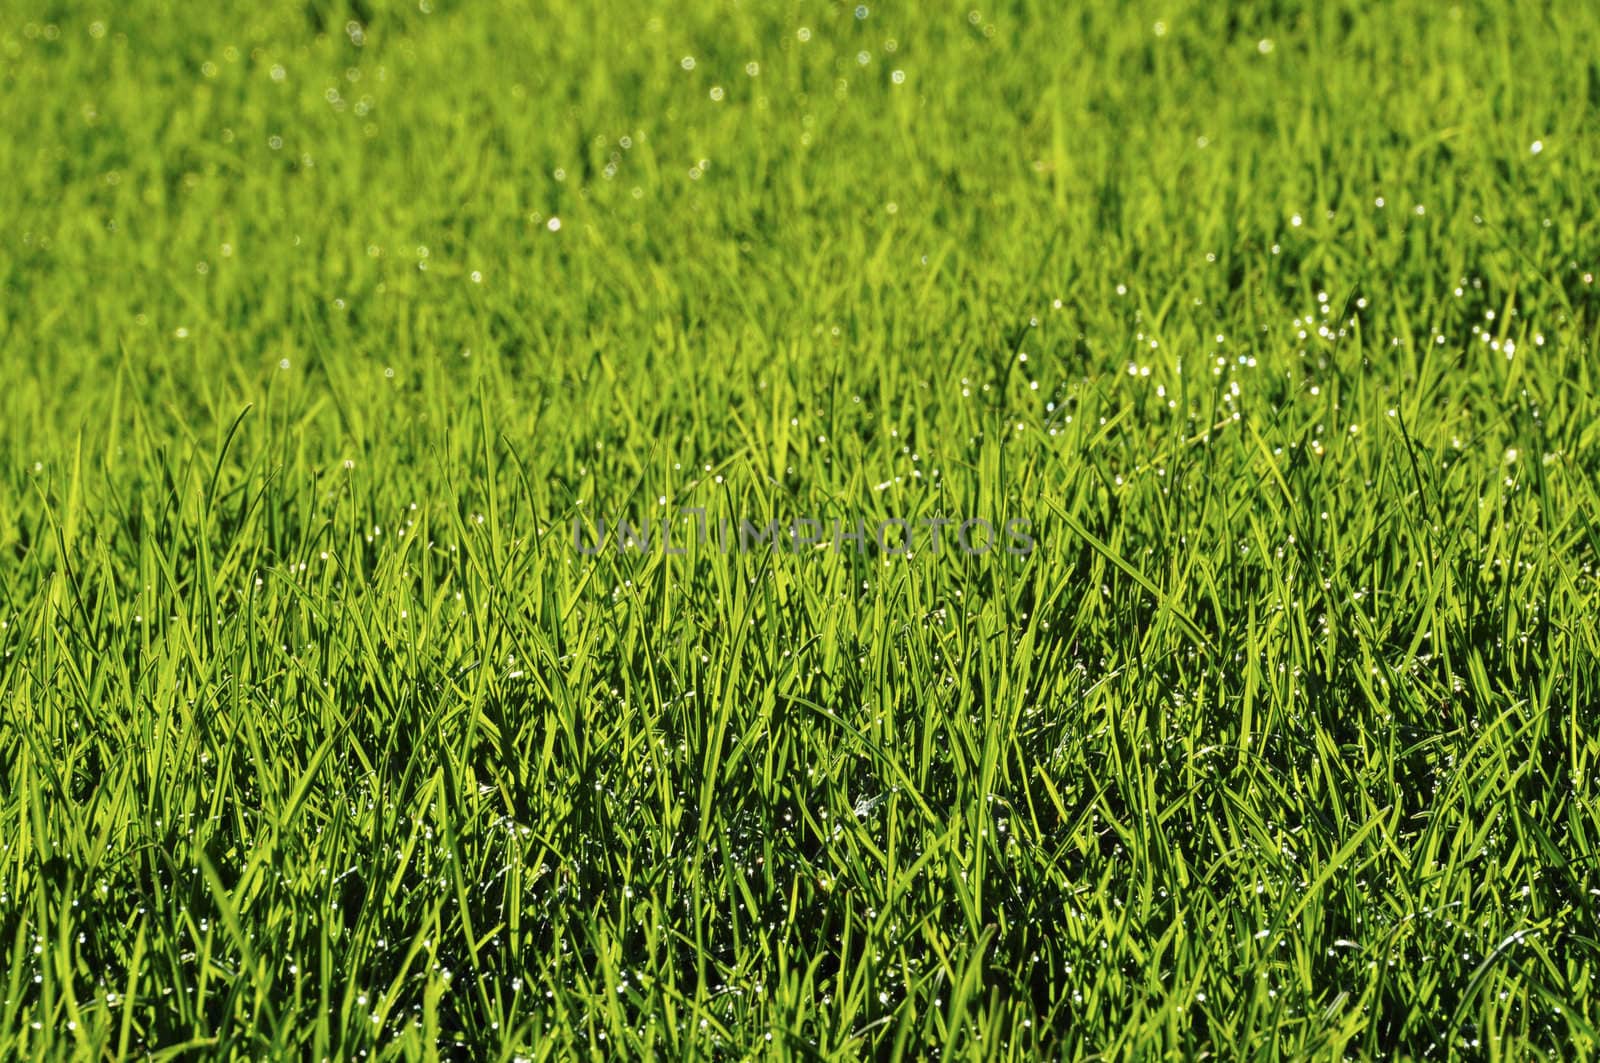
[{"left": 2, "top": 1, "right": 1599, "bottom": 1058}]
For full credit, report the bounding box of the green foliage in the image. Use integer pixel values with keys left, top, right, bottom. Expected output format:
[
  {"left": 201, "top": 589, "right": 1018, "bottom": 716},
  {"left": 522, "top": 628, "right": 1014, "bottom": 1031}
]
[{"left": 2, "top": 0, "right": 1599, "bottom": 1057}]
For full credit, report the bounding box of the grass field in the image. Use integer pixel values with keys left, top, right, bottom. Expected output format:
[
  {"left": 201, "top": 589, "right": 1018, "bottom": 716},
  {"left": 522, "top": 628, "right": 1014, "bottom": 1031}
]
[{"left": 4, "top": 1, "right": 1600, "bottom": 1058}]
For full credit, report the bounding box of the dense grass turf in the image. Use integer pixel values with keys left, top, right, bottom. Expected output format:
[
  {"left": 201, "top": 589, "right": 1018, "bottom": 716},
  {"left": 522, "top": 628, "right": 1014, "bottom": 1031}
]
[{"left": 4, "top": 1, "right": 1600, "bottom": 1057}]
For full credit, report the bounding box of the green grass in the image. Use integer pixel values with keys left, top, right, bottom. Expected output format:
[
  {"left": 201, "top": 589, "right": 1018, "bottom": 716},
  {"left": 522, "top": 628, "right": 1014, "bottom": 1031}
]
[{"left": 3, "top": 0, "right": 1600, "bottom": 1058}]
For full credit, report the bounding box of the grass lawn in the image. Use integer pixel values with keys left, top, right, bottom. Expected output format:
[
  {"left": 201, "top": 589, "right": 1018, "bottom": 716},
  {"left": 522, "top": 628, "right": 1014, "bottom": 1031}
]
[{"left": 3, "top": 0, "right": 1600, "bottom": 1057}]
